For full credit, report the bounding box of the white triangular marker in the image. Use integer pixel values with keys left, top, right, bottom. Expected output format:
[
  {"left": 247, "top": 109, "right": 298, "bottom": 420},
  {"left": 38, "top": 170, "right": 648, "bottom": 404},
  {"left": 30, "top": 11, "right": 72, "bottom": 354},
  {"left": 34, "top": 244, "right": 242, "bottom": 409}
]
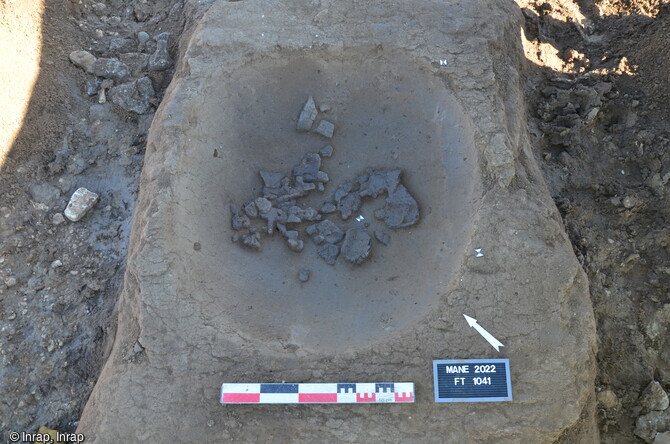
[{"left": 463, "top": 314, "right": 504, "bottom": 352}]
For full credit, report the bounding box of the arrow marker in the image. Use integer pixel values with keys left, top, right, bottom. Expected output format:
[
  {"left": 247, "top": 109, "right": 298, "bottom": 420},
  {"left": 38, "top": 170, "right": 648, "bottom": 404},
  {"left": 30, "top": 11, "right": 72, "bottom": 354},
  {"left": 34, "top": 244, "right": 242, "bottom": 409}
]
[{"left": 463, "top": 314, "right": 504, "bottom": 352}]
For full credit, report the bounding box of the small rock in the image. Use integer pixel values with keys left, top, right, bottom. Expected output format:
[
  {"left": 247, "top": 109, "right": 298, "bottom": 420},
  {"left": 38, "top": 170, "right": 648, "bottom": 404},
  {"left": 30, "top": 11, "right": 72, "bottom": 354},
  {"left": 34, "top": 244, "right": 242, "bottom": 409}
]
[
  {"left": 242, "top": 201, "right": 258, "bottom": 218},
  {"left": 320, "top": 203, "right": 336, "bottom": 214},
  {"left": 374, "top": 184, "right": 420, "bottom": 228},
  {"left": 133, "top": 341, "right": 144, "bottom": 354},
  {"left": 93, "top": 58, "right": 130, "bottom": 82},
  {"left": 635, "top": 410, "right": 670, "bottom": 443},
  {"left": 341, "top": 228, "right": 372, "bottom": 265},
  {"left": 337, "top": 193, "right": 362, "bottom": 220},
  {"left": 374, "top": 230, "right": 390, "bottom": 246},
  {"left": 623, "top": 195, "right": 638, "bottom": 209},
  {"left": 640, "top": 381, "right": 670, "bottom": 412},
  {"left": 316, "top": 171, "right": 329, "bottom": 183},
  {"left": 307, "top": 219, "right": 344, "bottom": 244},
  {"left": 85, "top": 78, "right": 102, "bottom": 96},
  {"left": 119, "top": 52, "right": 150, "bottom": 77},
  {"left": 597, "top": 389, "right": 620, "bottom": 410},
  {"left": 7, "top": 312, "right": 16, "bottom": 321},
  {"left": 64, "top": 187, "right": 99, "bottom": 222},
  {"left": 4, "top": 276, "right": 17, "bottom": 288},
  {"left": 148, "top": 39, "right": 173, "bottom": 71},
  {"left": 287, "top": 238, "right": 304, "bottom": 252},
  {"left": 231, "top": 210, "right": 250, "bottom": 230},
  {"left": 233, "top": 231, "right": 261, "bottom": 251},
  {"left": 109, "top": 37, "right": 136, "bottom": 53},
  {"left": 259, "top": 171, "right": 286, "bottom": 189},
  {"left": 358, "top": 168, "right": 402, "bottom": 198},
  {"left": 313, "top": 120, "right": 335, "bottom": 139},
  {"left": 109, "top": 77, "right": 155, "bottom": 114},
  {"left": 298, "top": 269, "right": 310, "bottom": 282},
  {"left": 69, "top": 50, "right": 96, "bottom": 73},
  {"left": 319, "top": 145, "right": 333, "bottom": 157},
  {"left": 293, "top": 153, "right": 322, "bottom": 182},
  {"left": 297, "top": 96, "right": 318, "bottom": 131},
  {"left": 319, "top": 103, "right": 331, "bottom": 112},
  {"left": 50, "top": 260, "right": 63, "bottom": 269},
  {"left": 254, "top": 197, "right": 272, "bottom": 214},
  {"left": 317, "top": 243, "right": 339, "bottom": 265},
  {"left": 137, "top": 31, "right": 151, "bottom": 46}
]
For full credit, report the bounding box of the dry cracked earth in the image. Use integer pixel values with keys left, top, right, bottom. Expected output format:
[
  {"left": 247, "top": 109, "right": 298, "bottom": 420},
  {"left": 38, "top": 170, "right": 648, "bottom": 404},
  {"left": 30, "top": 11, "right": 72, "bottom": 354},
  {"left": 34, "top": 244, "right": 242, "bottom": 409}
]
[{"left": 1, "top": 0, "right": 670, "bottom": 442}]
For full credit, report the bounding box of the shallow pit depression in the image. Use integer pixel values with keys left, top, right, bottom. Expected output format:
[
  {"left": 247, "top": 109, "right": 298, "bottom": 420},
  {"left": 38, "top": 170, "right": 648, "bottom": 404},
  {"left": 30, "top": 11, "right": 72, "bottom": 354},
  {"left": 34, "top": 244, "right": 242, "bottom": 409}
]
[{"left": 174, "top": 48, "right": 481, "bottom": 352}]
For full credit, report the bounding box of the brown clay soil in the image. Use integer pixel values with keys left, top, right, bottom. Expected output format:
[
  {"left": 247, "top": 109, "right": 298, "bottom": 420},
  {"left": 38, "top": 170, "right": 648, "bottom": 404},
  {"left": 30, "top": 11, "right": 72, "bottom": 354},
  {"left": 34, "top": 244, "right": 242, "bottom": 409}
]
[{"left": 0, "top": 0, "right": 669, "bottom": 442}]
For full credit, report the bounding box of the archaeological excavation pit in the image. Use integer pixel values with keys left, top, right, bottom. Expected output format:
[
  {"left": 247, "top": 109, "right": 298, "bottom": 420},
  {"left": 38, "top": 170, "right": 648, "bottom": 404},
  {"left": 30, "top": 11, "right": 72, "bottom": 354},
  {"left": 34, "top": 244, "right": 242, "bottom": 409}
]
[{"left": 184, "top": 50, "right": 480, "bottom": 352}]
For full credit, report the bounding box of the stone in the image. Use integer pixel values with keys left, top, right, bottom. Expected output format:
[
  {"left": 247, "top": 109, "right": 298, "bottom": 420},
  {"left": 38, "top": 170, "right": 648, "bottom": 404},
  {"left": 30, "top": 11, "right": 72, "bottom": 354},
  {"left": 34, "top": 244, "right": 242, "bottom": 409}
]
[
  {"left": 109, "top": 37, "right": 136, "bottom": 53},
  {"left": 64, "top": 187, "right": 99, "bottom": 222},
  {"left": 313, "top": 120, "right": 335, "bottom": 138},
  {"left": 654, "top": 432, "right": 670, "bottom": 444},
  {"left": 259, "top": 207, "right": 287, "bottom": 235},
  {"left": 133, "top": 341, "right": 145, "bottom": 354},
  {"left": 316, "top": 171, "right": 329, "bottom": 183},
  {"left": 293, "top": 153, "right": 322, "bottom": 182},
  {"left": 137, "top": 31, "right": 151, "bottom": 46},
  {"left": 52, "top": 213, "right": 65, "bottom": 226},
  {"left": 317, "top": 243, "right": 339, "bottom": 265},
  {"left": 233, "top": 230, "right": 261, "bottom": 251},
  {"left": 341, "top": 228, "right": 372, "bottom": 265},
  {"left": 358, "top": 168, "right": 402, "bottom": 198},
  {"left": 319, "top": 145, "right": 333, "bottom": 157},
  {"left": 230, "top": 207, "right": 250, "bottom": 230},
  {"left": 242, "top": 201, "right": 258, "bottom": 218},
  {"left": 623, "top": 195, "right": 637, "bottom": 209},
  {"left": 635, "top": 410, "right": 670, "bottom": 443},
  {"left": 119, "top": 53, "right": 150, "bottom": 77},
  {"left": 307, "top": 219, "right": 344, "bottom": 245},
  {"left": 296, "top": 96, "right": 317, "bottom": 131},
  {"left": 374, "top": 184, "right": 419, "bottom": 228},
  {"left": 254, "top": 197, "right": 272, "bottom": 214},
  {"left": 109, "top": 77, "right": 155, "bottom": 114},
  {"left": 259, "top": 171, "right": 286, "bottom": 189},
  {"left": 320, "top": 202, "right": 336, "bottom": 214},
  {"left": 596, "top": 389, "right": 619, "bottom": 410},
  {"left": 149, "top": 39, "right": 174, "bottom": 71},
  {"left": 640, "top": 381, "right": 670, "bottom": 412},
  {"left": 337, "top": 193, "right": 362, "bottom": 220},
  {"left": 374, "top": 230, "right": 390, "bottom": 246},
  {"left": 69, "top": 50, "right": 96, "bottom": 73},
  {"left": 319, "top": 103, "right": 331, "bottom": 112},
  {"left": 85, "top": 78, "right": 102, "bottom": 96},
  {"left": 93, "top": 58, "right": 130, "bottom": 82},
  {"left": 4, "top": 276, "right": 17, "bottom": 288},
  {"left": 298, "top": 269, "right": 310, "bottom": 282},
  {"left": 287, "top": 238, "right": 304, "bottom": 252}
]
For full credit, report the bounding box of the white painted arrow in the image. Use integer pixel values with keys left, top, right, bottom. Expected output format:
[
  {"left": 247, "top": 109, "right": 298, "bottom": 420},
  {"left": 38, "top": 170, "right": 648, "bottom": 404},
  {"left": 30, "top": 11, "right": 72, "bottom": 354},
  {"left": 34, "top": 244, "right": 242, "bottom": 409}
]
[{"left": 463, "top": 314, "right": 504, "bottom": 352}]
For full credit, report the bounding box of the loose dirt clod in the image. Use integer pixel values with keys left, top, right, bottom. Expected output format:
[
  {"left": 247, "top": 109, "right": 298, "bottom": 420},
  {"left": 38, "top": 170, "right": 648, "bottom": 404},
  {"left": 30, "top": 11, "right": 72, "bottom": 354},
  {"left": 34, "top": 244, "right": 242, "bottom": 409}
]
[
  {"left": 341, "top": 227, "right": 372, "bottom": 265},
  {"left": 317, "top": 243, "right": 339, "bottom": 265},
  {"left": 298, "top": 269, "right": 310, "bottom": 282}
]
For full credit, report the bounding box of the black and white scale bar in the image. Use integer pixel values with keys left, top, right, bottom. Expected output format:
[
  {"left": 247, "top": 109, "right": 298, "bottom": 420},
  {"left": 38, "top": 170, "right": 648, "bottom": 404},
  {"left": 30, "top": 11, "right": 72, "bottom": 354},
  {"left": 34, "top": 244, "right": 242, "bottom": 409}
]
[{"left": 221, "top": 382, "right": 415, "bottom": 404}]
